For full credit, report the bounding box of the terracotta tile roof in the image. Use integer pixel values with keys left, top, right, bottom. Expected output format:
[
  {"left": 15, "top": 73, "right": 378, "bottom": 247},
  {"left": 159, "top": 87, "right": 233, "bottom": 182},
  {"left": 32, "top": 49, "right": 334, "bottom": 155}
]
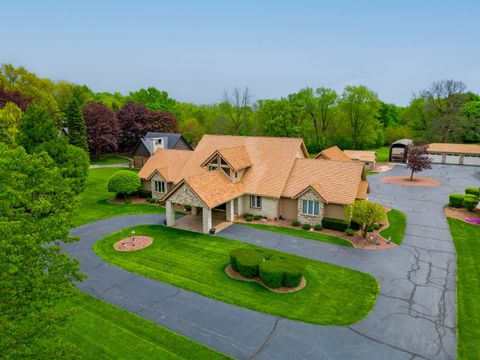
[
  {"left": 427, "top": 143, "right": 480, "bottom": 155},
  {"left": 184, "top": 170, "right": 245, "bottom": 208},
  {"left": 283, "top": 158, "right": 365, "bottom": 204},
  {"left": 217, "top": 146, "right": 252, "bottom": 171},
  {"left": 344, "top": 150, "right": 377, "bottom": 162},
  {"left": 315, "top": 146, "right": 352, "bottom": 161},
  {"left": 356, "top": 180, "right": 369, "bottom": 199},
  {"left": 138, "top": 149, "right": 192, "bottom": 182}
]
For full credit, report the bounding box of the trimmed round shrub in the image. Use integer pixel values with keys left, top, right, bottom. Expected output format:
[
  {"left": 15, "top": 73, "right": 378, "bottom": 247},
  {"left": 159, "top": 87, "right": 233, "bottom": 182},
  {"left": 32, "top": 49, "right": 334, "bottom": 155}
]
[
  {"left": 229, "top": 248, "right": 256, "bottom": 272},
  {"left": 345, "top": 228, "right": 355, "bottom": 236},
  {"left": 449, "top": 194, "right": 464, "bottom": 208},
  {"left": 292, "top": 220, "right": 300, "bottom": 227},
  {"left": 465, "top": 187, "right": 480, "bottom": 198},
  {"left": 464, "top": 197, "right": 479, "bottom": 211},
  {"left": 282, "top": 260, "right": 305, "bottom": 288},
  {"left": 107, "top": 170, "right": 140, "bottom": 197},
  {"left": 349, "top": 221, "right": 361, "bottom": 230},
  {"left": 254, "top": 215, "right": 262, "bottom": 220},
  {"left": 303, "top": 224, "right": 311, "bottom": 230},
  {"left": 243, "top": 213, "right": 251, "bottom": 219},
  {"left": 259, "top": 261, "right": 284, "bottom": 288},
  {"left": 245, "top": 215, "right": 253, "bottom": 222},
  {"left": 314, "top": 224, "right": 322, "bottom": 231},
  {"left": 236, "top": 252, "right": 263, "bottom": 278}
]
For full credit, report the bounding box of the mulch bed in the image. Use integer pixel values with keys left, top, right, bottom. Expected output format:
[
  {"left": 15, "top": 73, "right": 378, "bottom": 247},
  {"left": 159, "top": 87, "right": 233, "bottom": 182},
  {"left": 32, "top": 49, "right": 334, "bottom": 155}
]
[
  {"left": 444, "top": 206, "right": 480, "bottom": 226},
  {"left": 380, "top": 176, "right": 440, "bottom": 187},
  {"left": 236, "top": 212, "right": 396, "bottom": 250},
  {"left": 114, "top": 236, "right": 153, "bottom": 251},
  {"left": 225, "top": 265, "right": 306, "bottom": 293}
]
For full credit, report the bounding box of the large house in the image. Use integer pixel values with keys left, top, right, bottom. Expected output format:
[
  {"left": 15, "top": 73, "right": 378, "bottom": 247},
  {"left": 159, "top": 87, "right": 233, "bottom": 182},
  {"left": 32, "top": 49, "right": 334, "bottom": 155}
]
[
  {"left": 132, "top": 132, "right": 192, "bottom": 168},
  {"left": 315, "top": 146, "right": 377, "bottom": 170},
  {"left": 139, "top": 135, "right": 368, "bottom": 234}
]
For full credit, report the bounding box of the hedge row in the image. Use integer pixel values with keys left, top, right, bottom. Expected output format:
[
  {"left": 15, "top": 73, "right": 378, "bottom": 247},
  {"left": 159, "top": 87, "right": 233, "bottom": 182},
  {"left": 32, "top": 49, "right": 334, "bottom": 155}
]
[
  {"left": 449, "top": 187, "right": 480, "bottom": 210},
  {"left": 322, "top": 217, "right": 349, "bottom": 232},
  {"left": 229, "top": 248, "right": 305, "bottom": 289}
]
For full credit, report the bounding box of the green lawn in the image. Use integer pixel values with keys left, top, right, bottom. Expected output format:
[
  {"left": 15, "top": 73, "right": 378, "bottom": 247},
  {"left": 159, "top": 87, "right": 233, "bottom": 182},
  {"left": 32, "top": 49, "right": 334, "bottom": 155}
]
[
  {"left": 90, "top": 154, "right": 130, "bottom": 165},
  {"left": 73, "top": 167, "right": 164, "bottom": 226},
  {"left": 380, "top": 209, "right": 407, "bottom": 244},
  {"left": 236, "top": 222, "right": 353, "bottom": 247},
  {"left": 367, "top": 146, "right": 390, "bottom": 162},
  {"left": 61, "top": 291, "right": 229, "bottom": 359},
  {"left": 94, "top": 225, "right": 379, "bottom": 325},
  {"left": 447, "top": 218, "right": 480, "bottom": 359}
]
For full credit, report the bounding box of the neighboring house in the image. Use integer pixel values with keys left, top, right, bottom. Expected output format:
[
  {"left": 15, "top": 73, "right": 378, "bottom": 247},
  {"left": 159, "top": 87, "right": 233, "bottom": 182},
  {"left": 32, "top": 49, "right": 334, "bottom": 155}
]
[
  {"left": 315, "top": 146, "right": 376, "bottom": 170},
  {"left": 343, "top": 150, "right": 377, "bottom": 170},
  {"left": 427, "top": 143, "right": 480, "bottom": 166},
  {"left": 139, "top": 135, "right": 368, "bottom": 234},
  {"left": 389, "top": 139, "right": 413, "bottom": 163},
  {"left": 132, "top": 132, "right": 192, "bottom": 168}
]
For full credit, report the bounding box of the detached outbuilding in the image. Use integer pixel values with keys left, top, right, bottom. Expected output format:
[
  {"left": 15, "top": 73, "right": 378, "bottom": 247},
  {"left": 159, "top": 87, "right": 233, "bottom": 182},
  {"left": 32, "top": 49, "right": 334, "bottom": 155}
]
[
  {"left": 389, "top": 139, "right": 413, "bottom": 163},
  {"left": 427, "top": 143, "right": 480, "bottom": 166}
]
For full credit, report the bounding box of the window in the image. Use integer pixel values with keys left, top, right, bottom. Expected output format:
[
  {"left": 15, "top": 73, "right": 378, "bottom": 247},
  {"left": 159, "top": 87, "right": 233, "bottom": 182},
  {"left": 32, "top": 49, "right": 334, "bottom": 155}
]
[
  {"left": 221, "top": 166, "right": 231, "bottom": 176},
  {"left": 250, "top": 195, "right": 262, "bottom": 209},
  {"left": 154, "top": 180, "right": 165, "bottom": 193},
  {"left": 302, "top": 200, "right": 319, "bottom": 216},
  {"left": 208, "top": 164, "right": 217, "bottom": 171}
]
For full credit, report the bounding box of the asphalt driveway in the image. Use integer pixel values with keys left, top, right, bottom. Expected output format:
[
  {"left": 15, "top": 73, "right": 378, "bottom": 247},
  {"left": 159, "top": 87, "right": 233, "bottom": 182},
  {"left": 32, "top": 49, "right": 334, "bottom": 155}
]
[{"left": 65, "top": 164, "right": 480, "bottom": 359}]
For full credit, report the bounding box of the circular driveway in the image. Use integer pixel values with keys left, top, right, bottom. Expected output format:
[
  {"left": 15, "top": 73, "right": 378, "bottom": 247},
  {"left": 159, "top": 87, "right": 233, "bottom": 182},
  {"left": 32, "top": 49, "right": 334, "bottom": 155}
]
[{"left": 65, "top": 164, "right": 480, "bottom": 359}]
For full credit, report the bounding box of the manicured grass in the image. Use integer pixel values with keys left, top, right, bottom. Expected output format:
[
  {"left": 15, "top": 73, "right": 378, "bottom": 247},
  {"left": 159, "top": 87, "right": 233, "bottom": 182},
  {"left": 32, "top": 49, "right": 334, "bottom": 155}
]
[
  {"left": 367, "top": 146, "right": 390, "bottom": 162},
  {"left": 236, "top": 222, "right": 354, "bottom": 247},
  {"left": 447, "top": 218, "right": 480, "bottom": 359},
  {"left": 380, "top": 209, "right": 407, "bottom": 244},
  {"left": 73, "top": 167, "right": 164, "bottom": 226},
  {"left": 90, "top": 154, "right": 130, "bottom": 165},
  {"left": 366, "top": 171, "right": 378, "bottom": 176},
  {"left": 61, "top": 291, "right": 229, "bottom": 359},
  {"left": 94, "top": 225, "right": 379, "bottom": 325}
]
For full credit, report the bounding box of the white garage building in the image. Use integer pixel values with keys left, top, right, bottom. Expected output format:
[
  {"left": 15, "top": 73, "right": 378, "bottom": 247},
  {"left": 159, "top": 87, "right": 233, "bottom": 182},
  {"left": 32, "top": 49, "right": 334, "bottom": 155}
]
[{"left": 427, "top": 143, "right": 480, "bottom": 166}]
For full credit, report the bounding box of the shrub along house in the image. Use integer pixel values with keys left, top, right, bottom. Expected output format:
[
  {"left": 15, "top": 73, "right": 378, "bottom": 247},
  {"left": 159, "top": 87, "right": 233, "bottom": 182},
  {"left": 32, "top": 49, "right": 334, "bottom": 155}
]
[
  {"left": 132, "top": 132, "right": 192, "bottom": 168},
  {"left": 138, "top": 135, "right": 369, "bottom": 234}
]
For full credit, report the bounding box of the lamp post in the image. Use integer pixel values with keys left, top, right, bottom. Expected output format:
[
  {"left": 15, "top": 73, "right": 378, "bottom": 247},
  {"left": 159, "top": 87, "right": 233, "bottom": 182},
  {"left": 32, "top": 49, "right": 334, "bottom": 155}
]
[{"left": 131, "top": 230, "right": 136, "bottom": 246}]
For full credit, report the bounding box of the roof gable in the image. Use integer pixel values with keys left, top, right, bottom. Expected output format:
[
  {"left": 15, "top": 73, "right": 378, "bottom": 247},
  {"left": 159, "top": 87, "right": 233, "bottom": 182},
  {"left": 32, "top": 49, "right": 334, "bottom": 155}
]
[{"left": 315, "top": 146, "right": 351, "bottom": 161}]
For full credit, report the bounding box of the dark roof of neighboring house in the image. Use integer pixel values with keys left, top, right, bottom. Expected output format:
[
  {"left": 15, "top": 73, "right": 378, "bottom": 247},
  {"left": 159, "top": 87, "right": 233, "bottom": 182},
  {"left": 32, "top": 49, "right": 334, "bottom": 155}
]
[
  {"left": 391, "top": 139, "right": 413, "bottom": 147},
  {"left": 133, "top": 132, "right": 192, "bottom": 156}
]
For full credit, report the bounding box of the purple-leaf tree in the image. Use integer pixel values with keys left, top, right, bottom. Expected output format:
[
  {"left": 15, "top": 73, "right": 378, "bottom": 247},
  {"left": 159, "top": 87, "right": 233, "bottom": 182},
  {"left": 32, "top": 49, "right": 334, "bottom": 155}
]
[
  {"left": 0, "top": 85, "right": 32, "bottom": 111},
  {"left": 83, "top": 102, "right": 121, "bottom": 158},
  {"left": 148, "top": 110, "right": 178, "bottom": 133},
  {"left": 117, "top": 101, "right": 150, "bottom": 152},
  {"left": 406, "top": 141, "right": 432, "bottom": 180}
]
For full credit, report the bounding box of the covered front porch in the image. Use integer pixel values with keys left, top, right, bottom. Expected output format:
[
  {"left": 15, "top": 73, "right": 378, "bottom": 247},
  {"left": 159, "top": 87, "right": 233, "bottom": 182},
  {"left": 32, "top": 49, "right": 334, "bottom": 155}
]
[{"left": 166, "top": 200, "right": 235, "bottom": 234}]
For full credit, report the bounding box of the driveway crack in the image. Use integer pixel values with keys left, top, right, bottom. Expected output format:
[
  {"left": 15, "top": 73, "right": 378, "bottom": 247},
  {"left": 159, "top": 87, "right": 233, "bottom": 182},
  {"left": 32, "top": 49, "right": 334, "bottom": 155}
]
[{"left": 249, "top": 318, "right": 280, "bottom": 359}]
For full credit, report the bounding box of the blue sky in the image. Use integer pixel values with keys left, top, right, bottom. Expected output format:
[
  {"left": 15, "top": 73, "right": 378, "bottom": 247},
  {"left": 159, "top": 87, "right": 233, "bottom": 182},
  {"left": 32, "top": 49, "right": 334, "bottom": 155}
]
[{"left": 1, "top": 0, "right": 479, "bottom": 105}]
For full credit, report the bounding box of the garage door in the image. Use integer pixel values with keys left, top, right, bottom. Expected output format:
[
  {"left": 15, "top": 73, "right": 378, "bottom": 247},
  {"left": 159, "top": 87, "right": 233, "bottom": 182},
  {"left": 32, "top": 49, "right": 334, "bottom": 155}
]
[
  {"left": 445, "top": 154, "right": 461, "bottom": 164},
  {"left": 463, "top": 155, "right": 480, "bottom": 166},
  {"left": 428, "top": 154, "right": 443, "bottom": 163}
]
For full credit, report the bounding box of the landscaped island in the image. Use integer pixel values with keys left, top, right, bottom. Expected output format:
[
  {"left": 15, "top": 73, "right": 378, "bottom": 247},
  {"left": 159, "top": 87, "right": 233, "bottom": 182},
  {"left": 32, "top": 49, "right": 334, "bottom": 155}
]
[{"left": 94, "top": 225, "right": 379, "bottom": 325}]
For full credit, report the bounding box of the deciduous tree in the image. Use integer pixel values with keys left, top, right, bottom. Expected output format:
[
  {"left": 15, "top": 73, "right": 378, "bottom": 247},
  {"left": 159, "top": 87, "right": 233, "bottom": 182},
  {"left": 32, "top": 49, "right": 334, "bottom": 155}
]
[
  {"left": 83, "top": 102, "right": 121, "bottom": 158},
  {"left": 345, "top": 200, "right": 386, "bottom": 238},
  {"left": 148, "top": 110, "right": 178, "bottom": 133},
  {"left": 0, "top": 85, "right": 32, "bottom": 111},
  {"left": 0, "top": 144, "right": 84, "bottom": 358},
  {"left": 17, "top": 104, "right": 58, "bottom": 153},
  {"left": 406, "top": 141, "right": 432, "bottom": 180},
  {"left": 117, "top": 102, "right": 150, "bottom": 152},
  {"left": 0, "top": 102, "right": 22, "bottom": 146}
]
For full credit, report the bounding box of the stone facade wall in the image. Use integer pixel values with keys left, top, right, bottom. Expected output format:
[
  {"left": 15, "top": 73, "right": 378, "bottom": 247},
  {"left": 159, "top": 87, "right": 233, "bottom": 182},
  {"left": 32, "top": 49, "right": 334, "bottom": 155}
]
[
  {"left": 297, "top": 189, "right": 324, "bottom": 226},
  {"left": 151, "top": 173, "right": 169, "bottom": 200},
  {"left": 168, "top": 183, "right": 206, "bottom": 208}
]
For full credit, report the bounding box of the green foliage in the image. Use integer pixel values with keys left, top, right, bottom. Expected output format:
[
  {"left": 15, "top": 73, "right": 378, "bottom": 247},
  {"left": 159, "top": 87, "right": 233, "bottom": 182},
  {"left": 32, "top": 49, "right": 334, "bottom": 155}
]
[
  {"left": 138, "top": 189, "right": 153, "bottom": 198},
  {"left": 292, "top": 220, "right": 300, "bottom": 227},
  {"left": 17, "top": 104, "right": 58, "bottom": 153},
  {"left": 464, "top": 197, "right": 479, "bottom": 211},
  {"left": 107, "top": 170, "right": 141, "bottom": 197},
  {"left": 245, "top": 215, "right": 253, "bottom": 222},
  {"left": 259, "top": 261, "right": 284, "bottom": 288},
  {"left": 322, "top": 217, "right": 349, "bottom": 232},
  {"left": 236, "top": 252, "right": 263, "bottom": 278},
  {"left": 229, "top": 248, "right": 256, "bottom": 272},
  {"left": 344, "top": 200, "right": 387, "bottom": 238},
  {"left": 0, "top": 102, "right": 22, "bottom": 146},
  {"left": 449, "top": 194, "right": 465, "bottom": 208},
  {"left": 253, "top": 215, "right": 262, "bottom": 220},
  {"left": 345, "top": 228, "right": 355, "bottom": 236},
  {"left": 0, "top": 144, "right": 84, "bottom": 358},
  {"left": 303, "top": 223, "right": 311, "bottom": 230},
  {"left": 314, "top": 224, "right": 323, "bottom": 231},
  {"left": 282, "top": 260, "right": 305, "bottom": 288},
  {"left": 465, "top": 188, "right": 480, "bottom": 198},
  {"left": 65, "top": 97, "right": 88, "bottom": 152}
]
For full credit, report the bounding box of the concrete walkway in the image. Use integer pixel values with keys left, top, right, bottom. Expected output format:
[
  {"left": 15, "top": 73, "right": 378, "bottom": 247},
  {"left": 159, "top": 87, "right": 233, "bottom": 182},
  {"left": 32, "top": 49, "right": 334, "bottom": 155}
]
[
  {"left": 89, "top": 163, "right": 130, "bottom": 168},
  {"left": 65, "top": 164, "right": 480, "bottom": 359}
]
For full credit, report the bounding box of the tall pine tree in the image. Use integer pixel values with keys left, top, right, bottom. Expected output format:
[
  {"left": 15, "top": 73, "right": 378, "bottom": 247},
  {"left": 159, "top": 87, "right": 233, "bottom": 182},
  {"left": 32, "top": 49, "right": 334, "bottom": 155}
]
[{"left": 65, "top": 98, "right": 88, "bottom": 152}]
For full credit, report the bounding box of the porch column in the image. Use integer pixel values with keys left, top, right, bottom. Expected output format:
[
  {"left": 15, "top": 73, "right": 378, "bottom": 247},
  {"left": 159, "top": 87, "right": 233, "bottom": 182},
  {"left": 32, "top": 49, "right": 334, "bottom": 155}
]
[
  {"left": 166, "top": 200, "right": 175, "bottom": 227},
  {"left": 226, "top": 200, "right": 234, "bottom": 222},
  {"left": 202, "top": 207, "right": 212, "bottom": 234},
  {"left": 191, "top": 206, "right": 197, "bottom": 216},
  {"left": 237, "top": 196, "right": 243, "bottom": 216}
]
